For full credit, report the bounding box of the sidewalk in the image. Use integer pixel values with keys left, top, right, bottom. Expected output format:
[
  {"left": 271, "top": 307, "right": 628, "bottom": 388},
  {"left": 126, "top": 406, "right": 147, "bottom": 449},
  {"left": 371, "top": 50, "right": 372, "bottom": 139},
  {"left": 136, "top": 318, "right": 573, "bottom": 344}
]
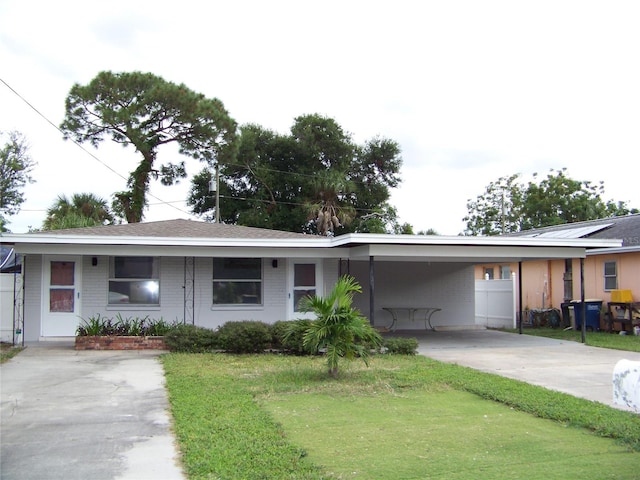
[{"left": 0, "top": 342, "right": 185, "bottom": 480}]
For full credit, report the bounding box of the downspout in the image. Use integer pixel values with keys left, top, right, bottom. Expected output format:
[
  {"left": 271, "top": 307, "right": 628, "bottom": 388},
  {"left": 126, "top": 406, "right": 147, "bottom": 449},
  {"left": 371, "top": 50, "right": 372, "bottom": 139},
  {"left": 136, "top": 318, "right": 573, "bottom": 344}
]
[{"left": 369, "top": 256, "right": 375, "bottom": 326}]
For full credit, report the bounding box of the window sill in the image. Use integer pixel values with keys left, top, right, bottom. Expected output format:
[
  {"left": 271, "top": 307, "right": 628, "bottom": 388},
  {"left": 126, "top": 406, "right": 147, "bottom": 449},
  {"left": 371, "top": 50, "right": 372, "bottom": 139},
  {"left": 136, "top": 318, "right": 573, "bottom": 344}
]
[
  {"left": 106, "top": 305, "right": 161, "bottom": 311},
  {"left": 211, "top": 304, "right": 264, "bottom": 311}
]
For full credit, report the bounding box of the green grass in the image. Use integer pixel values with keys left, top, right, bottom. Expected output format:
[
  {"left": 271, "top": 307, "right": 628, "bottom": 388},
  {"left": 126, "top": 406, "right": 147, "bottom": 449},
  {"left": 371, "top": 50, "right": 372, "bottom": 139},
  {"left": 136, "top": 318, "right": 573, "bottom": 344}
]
[
  {"left": 162, "top": 354, "right": 640, "bottom": 480},
  {"left": 0, "top": 342, "right": 24, "bottom": 364},
  {"left": 500, "top": 327, "right": 640, "bottom": 352}
]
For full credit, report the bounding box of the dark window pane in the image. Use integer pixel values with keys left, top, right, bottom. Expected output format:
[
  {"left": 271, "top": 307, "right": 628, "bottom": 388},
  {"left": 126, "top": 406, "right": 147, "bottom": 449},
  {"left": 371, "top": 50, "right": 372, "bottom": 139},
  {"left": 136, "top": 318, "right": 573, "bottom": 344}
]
[
  {"left": 294, "top": 289, "right": 315, "bottom": 312},
  {"left": 51, "top": 261, "right": 74, "bottom": 286},
  {"left": 50, "top": 289, "right": 74, "bottom": 312},
  {"left": 113, "top": 257, "right": 156, "bottom": 279},
  {"left": 108, "top": 280, "right": 159, "bottom": 305},
  {"left": 294, "top": 264, "right": 315, "bottom": 287},
  {"left": 604, "top": 262, "right": 616, "bottom": 276},
  {"left": 213, "top": 258, "right": 261, "bottom": 280},
  {"left": 213, "top": 281, "right": 262, "bottom": 304}
]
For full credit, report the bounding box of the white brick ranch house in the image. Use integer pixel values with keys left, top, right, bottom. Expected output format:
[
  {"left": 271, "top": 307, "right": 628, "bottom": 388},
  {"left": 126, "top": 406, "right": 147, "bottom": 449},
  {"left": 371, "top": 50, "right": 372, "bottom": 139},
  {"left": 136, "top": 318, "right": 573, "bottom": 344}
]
[{"left": 0, "top": 219, "right": 620, "bottom": 342}]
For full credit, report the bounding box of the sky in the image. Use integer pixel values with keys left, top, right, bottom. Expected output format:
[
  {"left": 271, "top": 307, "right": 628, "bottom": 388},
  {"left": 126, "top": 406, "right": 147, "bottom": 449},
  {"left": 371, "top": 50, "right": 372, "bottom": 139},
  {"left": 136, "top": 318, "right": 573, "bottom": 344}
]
[{"left": 1, "top": 0, "right": 639, "bottom": 235}]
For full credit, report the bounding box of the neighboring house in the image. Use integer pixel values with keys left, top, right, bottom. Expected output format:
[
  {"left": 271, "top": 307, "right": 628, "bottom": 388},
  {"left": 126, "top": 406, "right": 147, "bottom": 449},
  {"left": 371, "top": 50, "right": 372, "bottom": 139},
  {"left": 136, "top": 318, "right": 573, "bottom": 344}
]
[
  {"left": 475, "top": 214, "right": 640, "bottom": 330},
  {"left": 0, "top": 219, "right": 619, "bottom": 342}
]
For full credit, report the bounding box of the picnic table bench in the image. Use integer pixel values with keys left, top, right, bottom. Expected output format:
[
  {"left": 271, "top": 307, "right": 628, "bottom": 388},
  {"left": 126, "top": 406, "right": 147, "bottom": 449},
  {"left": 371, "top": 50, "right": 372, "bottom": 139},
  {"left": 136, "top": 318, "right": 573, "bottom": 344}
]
[{"left": 382, "top": 307, "right": 442, "bottom": 332}]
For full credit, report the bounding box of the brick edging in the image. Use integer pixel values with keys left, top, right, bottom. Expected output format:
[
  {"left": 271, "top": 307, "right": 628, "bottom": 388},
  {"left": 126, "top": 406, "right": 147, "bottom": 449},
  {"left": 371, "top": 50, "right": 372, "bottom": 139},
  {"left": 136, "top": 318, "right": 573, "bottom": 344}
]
[{"left": 75, "top": 336, "right": 167, "bottom": 351}]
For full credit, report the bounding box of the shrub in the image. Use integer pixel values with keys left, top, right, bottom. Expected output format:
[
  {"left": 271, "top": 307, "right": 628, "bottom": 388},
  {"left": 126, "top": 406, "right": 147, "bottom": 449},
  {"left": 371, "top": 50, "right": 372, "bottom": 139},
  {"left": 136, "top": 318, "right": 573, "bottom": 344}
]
[
  {"left": 382, "top": 337, "right": 419, "bottom": 355},
  {"left": 164, "top": 324, "right": 220, "bottom": 353},
  {"left": 217, "top": 321, "right": 272, "bottom": 354},
  {"left": 273, "top": 319, "right": 315, "bottom": 355}
]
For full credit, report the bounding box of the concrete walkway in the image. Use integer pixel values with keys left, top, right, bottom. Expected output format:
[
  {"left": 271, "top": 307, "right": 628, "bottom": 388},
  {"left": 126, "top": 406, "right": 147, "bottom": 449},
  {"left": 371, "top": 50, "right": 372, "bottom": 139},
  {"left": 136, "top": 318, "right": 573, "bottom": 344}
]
[
  {"left": 0, "top": 342, "right": 185, "bottom": 480},
  {"left": 400, "top": 329, "right": 640, "bottom": 413}
]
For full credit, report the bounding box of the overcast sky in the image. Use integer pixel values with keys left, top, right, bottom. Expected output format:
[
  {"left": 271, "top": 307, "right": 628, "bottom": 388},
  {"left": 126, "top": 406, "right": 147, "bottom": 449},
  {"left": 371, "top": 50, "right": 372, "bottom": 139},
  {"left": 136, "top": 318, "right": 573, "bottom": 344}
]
[{"left": 1, "top": 0, "right": 639, "bottom": 235}]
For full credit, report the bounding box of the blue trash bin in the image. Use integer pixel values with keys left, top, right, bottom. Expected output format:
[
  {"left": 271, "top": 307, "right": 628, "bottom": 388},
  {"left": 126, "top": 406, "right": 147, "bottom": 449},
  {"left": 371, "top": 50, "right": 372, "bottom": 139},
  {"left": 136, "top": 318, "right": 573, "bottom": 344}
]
[{"left": 572, "top": 300, "right": 602, "bottom": 331}]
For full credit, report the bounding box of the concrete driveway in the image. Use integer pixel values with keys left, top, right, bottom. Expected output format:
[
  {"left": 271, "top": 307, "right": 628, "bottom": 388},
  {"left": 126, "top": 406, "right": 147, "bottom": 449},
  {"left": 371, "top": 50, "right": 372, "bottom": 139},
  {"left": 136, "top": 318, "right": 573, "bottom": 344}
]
[
  {"left": 404, "top": 329, "right": 640, "bottom": 413},
  {"left": 0, "top": 342, "right": 184, "bottom": 480}
]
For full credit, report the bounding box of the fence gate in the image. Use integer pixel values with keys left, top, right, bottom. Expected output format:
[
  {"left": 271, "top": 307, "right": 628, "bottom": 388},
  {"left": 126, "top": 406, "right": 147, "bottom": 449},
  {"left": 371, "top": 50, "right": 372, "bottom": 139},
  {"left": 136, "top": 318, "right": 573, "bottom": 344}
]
[{"left": 475, "top": 275, "right": 516, "bottom": 328}]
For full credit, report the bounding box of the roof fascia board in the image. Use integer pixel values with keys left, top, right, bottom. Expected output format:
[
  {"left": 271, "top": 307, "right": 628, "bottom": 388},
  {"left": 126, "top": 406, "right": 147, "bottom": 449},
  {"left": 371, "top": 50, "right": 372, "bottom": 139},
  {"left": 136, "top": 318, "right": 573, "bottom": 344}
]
[
  {"left": 587, "top": 245, "right": 640, "bottom": 255},
  {"left": 346, "top": 243, "right": 589, "bottom": 261},
  {"left": 15, "top": 243, "right": 351, "bottom": 258},
  {"left": 2, "top": 233, "right": 331, "bottom": 249},
  {"left": 332, "top": 233, "right": 621, "bottom": 249}
]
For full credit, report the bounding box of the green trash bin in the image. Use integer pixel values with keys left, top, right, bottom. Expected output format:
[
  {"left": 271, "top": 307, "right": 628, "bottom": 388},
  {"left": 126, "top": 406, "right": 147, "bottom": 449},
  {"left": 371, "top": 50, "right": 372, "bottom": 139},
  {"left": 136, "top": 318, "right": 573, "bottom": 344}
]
[{"left": 571, "top": 300, "right": 603, "bottom": 331}]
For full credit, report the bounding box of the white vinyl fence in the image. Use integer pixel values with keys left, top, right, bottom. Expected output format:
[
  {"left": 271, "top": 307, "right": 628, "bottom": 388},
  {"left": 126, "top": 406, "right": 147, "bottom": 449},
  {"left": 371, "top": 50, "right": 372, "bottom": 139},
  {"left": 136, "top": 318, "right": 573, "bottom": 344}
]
[{"left": 475, "top": 275, "right": 516, "bottom": 329}]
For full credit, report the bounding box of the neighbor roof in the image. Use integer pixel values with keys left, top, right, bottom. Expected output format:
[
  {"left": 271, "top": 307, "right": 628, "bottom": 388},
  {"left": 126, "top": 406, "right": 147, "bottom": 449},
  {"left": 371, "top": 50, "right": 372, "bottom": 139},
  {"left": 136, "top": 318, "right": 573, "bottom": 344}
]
[{"left": 508, "top": 214, "right": 640, "bottom": 249}]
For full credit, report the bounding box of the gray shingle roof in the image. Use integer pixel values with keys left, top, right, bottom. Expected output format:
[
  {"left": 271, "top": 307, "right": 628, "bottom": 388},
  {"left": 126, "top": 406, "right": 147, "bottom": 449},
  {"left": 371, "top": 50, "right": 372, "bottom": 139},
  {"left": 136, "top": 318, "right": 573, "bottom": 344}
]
[
  {"left": 37, "top": 219, "right": 312, "bottom": 240},
  {"left": 510, "top": 214, "right": 640, "bottom": 246}
]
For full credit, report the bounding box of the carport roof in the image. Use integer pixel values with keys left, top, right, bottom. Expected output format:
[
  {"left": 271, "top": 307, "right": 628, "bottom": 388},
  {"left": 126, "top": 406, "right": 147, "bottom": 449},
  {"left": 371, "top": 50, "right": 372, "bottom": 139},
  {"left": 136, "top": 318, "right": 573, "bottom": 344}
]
[{"left": 1, "top": 218, "right": 621, "bottom": 263}]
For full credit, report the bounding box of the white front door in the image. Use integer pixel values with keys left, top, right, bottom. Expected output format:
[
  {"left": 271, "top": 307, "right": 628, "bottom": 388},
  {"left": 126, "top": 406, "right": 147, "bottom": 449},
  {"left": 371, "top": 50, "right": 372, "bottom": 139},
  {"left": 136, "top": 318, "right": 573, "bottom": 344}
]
[
  {"left": 287, "top": 260, "right": 322, "bottom": 320},
  {"left": 42, "top": 256, "right": 82, "bottom": 336}
]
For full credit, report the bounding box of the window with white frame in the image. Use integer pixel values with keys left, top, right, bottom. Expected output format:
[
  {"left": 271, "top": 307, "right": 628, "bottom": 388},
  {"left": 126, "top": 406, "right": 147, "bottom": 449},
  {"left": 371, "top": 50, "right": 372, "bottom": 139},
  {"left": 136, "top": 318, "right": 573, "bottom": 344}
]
[
  {"left": 500, "top": 265, "right": 511, "bottom": 279},
  {"left": 109, "top": 256, "right": 159, "bottom": 305},
  {"left": 604, "top": 261, "right": 617, "bottom": 291},
  {"left": 213, "top": 258, "right": 262, "bottom": 305}
]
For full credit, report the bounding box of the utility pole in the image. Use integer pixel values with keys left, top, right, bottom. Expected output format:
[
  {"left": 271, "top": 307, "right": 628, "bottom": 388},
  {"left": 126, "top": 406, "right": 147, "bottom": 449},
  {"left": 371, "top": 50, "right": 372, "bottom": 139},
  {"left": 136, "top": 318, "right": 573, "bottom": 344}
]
[{"left": 209, "top": 163, "right": 220, "bottom": 223}]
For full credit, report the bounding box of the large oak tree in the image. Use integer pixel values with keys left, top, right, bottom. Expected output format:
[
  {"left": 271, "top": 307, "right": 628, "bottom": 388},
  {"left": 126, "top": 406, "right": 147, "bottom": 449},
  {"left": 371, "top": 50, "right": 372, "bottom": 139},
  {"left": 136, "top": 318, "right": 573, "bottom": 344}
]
[
  {"left": 60, "top": 71, "right": 238, "bottom": 223},
  {"left": 188, "top": 114, "right": 403, "bottom": 235}
]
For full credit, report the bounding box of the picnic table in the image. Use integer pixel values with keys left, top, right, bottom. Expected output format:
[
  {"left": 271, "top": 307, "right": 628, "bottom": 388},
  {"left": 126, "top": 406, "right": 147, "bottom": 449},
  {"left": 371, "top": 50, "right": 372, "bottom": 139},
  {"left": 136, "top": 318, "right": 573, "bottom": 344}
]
[{"left": 382, "top": 307, "right": 442, "bottom": 332}]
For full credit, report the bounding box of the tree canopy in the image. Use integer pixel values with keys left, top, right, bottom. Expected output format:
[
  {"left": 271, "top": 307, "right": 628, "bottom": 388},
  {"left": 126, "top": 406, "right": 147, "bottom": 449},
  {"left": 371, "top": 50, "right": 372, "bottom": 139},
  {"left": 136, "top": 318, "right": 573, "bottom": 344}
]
[
  {"left": 463, "top": 169, "right": 638, "bottom": 235},
  {"left": 60, "top": 71, "right": 238, "bottom": 223},
  {"left": 42, "top": 193, "right": 114, "bottom": 230},
  {"left": 0, "top": 131, "right": 35, "bottom": 232},
  {"left": 188, "top": 114, "right": 403, "bottom": 235}
]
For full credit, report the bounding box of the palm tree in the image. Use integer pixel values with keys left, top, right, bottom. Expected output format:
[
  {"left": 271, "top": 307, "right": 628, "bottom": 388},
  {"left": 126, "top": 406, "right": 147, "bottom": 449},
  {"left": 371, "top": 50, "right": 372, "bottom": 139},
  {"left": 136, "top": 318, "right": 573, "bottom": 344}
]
[
  {"left": 43, "top": 193, "right": 114, "bottom": 230},
  {"left": 296, "top": 275, "right": 382, "bottom": 378},
  {"left": 305, "top": 170, "right": 356, "bottom": 236}
]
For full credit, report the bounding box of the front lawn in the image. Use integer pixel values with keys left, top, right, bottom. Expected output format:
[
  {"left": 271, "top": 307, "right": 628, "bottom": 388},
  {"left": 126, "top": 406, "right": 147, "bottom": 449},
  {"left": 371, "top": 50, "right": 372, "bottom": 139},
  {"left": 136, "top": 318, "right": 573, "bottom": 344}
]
[{"left": 162, "top": 354, "right": 640, "bottom": 480}]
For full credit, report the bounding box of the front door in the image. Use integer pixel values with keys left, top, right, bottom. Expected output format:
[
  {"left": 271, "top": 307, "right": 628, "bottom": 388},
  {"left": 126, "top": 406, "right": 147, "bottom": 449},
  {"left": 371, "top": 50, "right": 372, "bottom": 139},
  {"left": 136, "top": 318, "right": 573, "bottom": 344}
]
[
  {"left": 42, "top": 256, "right": 81, "bottom": 336},
  {"left": 287, "top": 261, "right": 322, "bottom": 320}
]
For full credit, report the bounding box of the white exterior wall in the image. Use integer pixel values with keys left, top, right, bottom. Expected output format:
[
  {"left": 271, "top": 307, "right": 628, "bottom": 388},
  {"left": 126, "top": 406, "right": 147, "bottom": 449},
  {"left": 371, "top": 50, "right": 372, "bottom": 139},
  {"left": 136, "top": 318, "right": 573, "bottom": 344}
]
[
  {"left": 23, "top": 255, "right": 43, "bottom": 342},
  {"left": 350, "top": 261, "right": 477, "bottom": 330},
  {"left": 81, "top": 256, "right": 293, "bottom": 331}
]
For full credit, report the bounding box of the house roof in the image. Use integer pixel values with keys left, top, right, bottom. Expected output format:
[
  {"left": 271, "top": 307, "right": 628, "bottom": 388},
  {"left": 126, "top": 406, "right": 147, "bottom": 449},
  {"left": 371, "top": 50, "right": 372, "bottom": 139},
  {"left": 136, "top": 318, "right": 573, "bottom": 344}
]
[
  {"left": 507, "top": 214, "right": 640, "bottom": 255},
  {"left": 33, "top": 218, "right": 311, "bottom": 240},
  {"left": 1, "top": 218, "right": 622, "bottom": 263}
]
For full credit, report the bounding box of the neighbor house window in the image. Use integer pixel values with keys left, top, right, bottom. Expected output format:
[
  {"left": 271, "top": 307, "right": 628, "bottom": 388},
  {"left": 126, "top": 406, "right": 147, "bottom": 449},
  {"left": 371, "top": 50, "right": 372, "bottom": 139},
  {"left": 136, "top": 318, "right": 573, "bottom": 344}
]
[
  {"left": 604, "top": 261, "right": 617, "bottom": 291},
  {"left": 483, "top": 267, "right": 494, "bottom": 280},
  {"left": 109, "top": 256, "right": 159, "bottom": 305},
  {"left": 500, "top": 265, "right": 511, "bottom": 279},
  {"left": 213, "top": 258, "right": 262, "bottom": 305}
]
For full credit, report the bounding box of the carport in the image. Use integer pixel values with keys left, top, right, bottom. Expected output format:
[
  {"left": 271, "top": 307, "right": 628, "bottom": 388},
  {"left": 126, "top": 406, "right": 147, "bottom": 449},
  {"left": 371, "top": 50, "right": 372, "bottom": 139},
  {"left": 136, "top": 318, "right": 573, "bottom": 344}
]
[{"left": 330, "top": 233, "right": 622, "bottom": 339}]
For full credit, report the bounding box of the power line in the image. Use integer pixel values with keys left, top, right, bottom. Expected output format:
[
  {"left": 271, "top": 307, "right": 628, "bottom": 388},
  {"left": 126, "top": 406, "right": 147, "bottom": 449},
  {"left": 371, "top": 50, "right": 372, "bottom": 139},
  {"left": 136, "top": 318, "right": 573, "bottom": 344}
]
[{"left": 0, "top": 77, "right": 192, "bottom": 217}]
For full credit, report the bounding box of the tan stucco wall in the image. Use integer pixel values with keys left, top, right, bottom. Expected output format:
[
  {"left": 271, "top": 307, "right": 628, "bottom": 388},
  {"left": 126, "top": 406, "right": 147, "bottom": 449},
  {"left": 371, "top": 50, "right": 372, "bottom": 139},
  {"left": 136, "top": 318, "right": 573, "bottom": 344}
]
[{"left": 475, "top": 251, "right": 640, "bottom": 312}]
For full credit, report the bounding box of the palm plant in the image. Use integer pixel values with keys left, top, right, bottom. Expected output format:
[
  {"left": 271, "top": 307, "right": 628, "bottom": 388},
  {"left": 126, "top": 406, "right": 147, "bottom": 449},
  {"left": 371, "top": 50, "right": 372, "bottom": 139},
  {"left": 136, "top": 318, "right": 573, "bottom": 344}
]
[
  {"left": 297, "top": 275, "right": 382, "bottom": 378},
  {"left": 43, "top": 193, "right": 114, "bottom": 230}
]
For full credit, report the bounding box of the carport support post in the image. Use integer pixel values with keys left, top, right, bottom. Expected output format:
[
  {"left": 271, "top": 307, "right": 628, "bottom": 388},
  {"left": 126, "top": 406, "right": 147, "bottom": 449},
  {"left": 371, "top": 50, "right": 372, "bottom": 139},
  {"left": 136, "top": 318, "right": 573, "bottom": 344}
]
[
  {"left": 369, "top": 256, "right": 375, "bottom": 326},
  {"left": 518, "top": 262, "right": 523, "bottom": 334},
  {"left": 580, "top": 257, "right": 586, "bottom": 344}
]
